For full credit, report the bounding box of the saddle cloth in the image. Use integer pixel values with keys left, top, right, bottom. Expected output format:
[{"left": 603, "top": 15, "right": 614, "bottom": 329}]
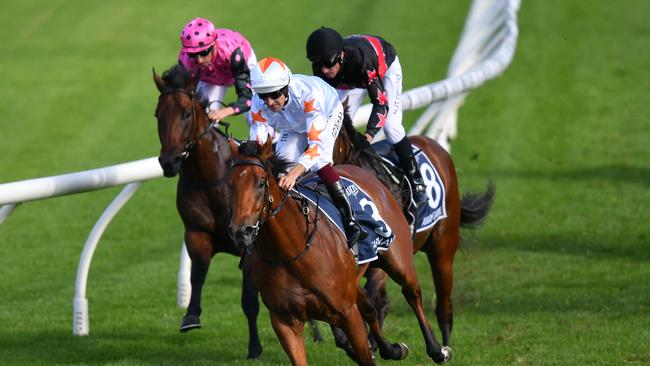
[
  {"left": 294, "top": 176, "right": 394, "bottom": 264},
  {"left": 371, "top": 140, "right": 447, "bottom": 233}
]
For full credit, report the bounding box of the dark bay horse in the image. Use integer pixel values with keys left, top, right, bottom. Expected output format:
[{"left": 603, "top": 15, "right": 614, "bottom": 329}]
[
  {"left": 228, "top": 138, "right": 453, "bottom": 365},
  {"left": 333, "top": 113, "right": 495, "bottom": 358},
  {"left": 153, "top": 64, "right": 263, "bottom": 359}
]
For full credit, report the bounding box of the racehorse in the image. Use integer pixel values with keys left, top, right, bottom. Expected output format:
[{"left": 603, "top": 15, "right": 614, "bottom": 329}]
[
  {"left": 228, "top": 138, "right": 453, "bottom": 365},
  {"left": 153, "top": 64, "right": 264, "bottom": 359},
  {"left": 333, "top": 112, "right": 495, "bottom": 357}
]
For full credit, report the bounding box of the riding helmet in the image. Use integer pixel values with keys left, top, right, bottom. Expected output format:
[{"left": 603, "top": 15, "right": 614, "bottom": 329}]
[{"left": 306, "top": 27, "right": 343, "bottom": 61}]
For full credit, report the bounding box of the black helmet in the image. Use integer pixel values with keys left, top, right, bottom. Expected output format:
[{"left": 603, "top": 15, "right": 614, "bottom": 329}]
[{"left": 306, "top": 27, "right": 343, "bottom": 61}]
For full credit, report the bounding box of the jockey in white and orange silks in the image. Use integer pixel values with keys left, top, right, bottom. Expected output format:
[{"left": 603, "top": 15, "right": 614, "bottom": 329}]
[
  {"left": 178, "top": 17, "right": 257, "bottom": 124},
  {"left": 248, "top": 57, "right": 368, "bottom": 248}
]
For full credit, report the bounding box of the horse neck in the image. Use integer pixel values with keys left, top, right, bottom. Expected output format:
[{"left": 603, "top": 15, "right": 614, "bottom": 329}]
[
  {"left": 182, "top": 128, "right": 230, "bottom": 184},
  {"left": 255, "top": 178, "right": 318, "bottom": 263}
]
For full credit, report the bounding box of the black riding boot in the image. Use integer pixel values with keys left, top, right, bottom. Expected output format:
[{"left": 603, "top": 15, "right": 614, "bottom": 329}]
[
  {"left": 394, "top": 137, "right": 427, "bottom": 207},
  {"left": 326, "top": 180, "right": 368, "bottom": 252}
]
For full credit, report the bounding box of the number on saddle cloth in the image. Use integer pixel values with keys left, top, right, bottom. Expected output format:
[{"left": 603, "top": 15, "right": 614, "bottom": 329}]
[
  {"left": 294, "top": 176, "right": 394, "bottom": 265},
  {"left": 370, "top": 140, "right": 448, "bottom": 234}
]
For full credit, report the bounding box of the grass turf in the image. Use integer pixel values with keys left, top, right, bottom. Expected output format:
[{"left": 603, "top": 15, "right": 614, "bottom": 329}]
[{"left": 1, "top": 0, "right": 649, "bottom": 365}]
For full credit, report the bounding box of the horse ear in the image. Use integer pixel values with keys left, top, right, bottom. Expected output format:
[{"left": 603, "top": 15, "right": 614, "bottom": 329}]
[
  {"left": 260, "top": 135, "right": 274, "bottom": 160},
  {"left": 229, "top": 137, "right": 239, "bottom": 158},
  {"left": 153, "top": 68, "right": 165, "bottom": 92}
]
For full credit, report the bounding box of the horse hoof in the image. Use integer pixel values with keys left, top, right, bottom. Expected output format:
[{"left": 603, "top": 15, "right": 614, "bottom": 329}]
[
  {"left": 434, "top": 346, "right": 452, "bottom": 363},
  {"left": 179, "top": 314, "right": 201, "bottom": 332},
  {"left": 247, "top": 345, "right": 263, "bottom": 360},
  {"left": 441, "top": 346, "right": 452, "bottom": 362},
  {"left": 398, "top": 343, "right": 409, "bottom": 360}
]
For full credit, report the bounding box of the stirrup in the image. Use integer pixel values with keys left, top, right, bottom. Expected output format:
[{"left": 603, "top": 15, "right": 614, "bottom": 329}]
[{"left": 345, "top": 221, "right": 367, "bottom": 248}]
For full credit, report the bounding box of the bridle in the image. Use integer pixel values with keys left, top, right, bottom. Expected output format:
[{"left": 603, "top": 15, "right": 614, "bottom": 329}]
[
  {"left": 231, "top": 159, "right": 288, "bottom": 239},
  {"left": 231, "top": 158, "right": 319, "bottom": 266},
  {"left": 158, "top": 88, "right": 218, "bottom": 160}
]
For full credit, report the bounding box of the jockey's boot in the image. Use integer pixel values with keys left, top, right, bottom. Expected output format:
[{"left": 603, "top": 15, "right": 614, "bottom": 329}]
[
  {"left": 394, "top": 137, "right": 427, "bottom": 207},
  {"left": 326, "top": 180, "right": 368, "bottom": 253}
]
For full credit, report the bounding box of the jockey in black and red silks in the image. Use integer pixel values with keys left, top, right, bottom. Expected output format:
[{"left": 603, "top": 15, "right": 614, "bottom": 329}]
[{"left": 306, "top": 27, "right": 426, "bottom": 205}]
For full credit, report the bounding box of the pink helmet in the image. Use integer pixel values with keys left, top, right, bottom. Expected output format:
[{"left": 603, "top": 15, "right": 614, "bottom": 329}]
[{"left": 180, "top": 18, "right": 217, "bottom": 53}]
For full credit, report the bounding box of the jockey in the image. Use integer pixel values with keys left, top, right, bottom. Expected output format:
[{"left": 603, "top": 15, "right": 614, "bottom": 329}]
[
  {"left": 178, "top": 17, "right": 257, "bottom": 124},
  {"left": 248, "top": 57, "right": 368, "bottom": 250},
  {"left": 306, "top": 27, "right": 427, "bottom": 206}
]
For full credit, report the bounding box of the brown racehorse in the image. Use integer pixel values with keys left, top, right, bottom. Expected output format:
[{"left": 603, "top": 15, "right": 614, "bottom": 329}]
[
  {"left": 333, "top": 112, "right": 495, "bottom": 358},
  {"left": 153, "top": 64, "right": 264, "bottom": 359},
  {"left": 228, "top": 138, "right": 453, "bottom": 365}
]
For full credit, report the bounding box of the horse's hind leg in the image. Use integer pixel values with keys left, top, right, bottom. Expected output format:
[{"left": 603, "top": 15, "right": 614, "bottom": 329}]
[
  {"left": 424, "top": 231, "right": 459, "bottom": 348},
  {"left": 337, "top": 304, "right": 377, "bottom": 366},
  {"left": 241, "top": 254, "right": 263, "bottom": 359},
  {"left": 180, "top": 231, "right": 213, "bottom": 332},
  {"left": 363, "top": 268, "right": 390, "bottom": 351},
  {"left": 356, "top": 286, "right": 408, "bottom": 361},
  {"left": 269, "top": 314, "right": 308, "bottom": 366},
  {"left": 381, "top": 250, "right": 451, "bottom": 363}
]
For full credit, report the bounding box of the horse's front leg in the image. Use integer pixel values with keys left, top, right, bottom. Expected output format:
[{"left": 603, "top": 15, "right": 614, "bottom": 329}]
[
  {"left": 240, "top": 254, "right": 263, "bottom": 359},
  {"left": 180, "top": 230, "right": 213, "bottom": 332},
  {"left": 270, "top": 313, "right": 307, "bottom": 366}
]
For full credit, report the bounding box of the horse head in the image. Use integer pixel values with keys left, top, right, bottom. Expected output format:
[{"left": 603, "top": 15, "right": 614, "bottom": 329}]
[
  {"left": 153, "top": 64, "right": 205, "bottom": 177},
  {"left": 227, "top": 137, "right": 277, "bottom": 249}
]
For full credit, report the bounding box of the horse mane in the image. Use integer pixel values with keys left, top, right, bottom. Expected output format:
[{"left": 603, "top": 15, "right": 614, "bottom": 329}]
[
  {"left": 161, "top": 63, "right": 194, "bottom": 92},
  {"left": 341, "top": 109, "right": 374, "bottom": 157},
  {"left": 237, "top": 141, "right": 293, "bottom": 179},
  {"left": 340, "top": 106, "right": 407, "bottom": 206}
]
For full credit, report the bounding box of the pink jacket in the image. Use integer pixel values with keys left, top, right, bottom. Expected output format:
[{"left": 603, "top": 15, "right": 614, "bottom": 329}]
[{"left": 179, "top": 28, "right": 253, "bottom": 86}]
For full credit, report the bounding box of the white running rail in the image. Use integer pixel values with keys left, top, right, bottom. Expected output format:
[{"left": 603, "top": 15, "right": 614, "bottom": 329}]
[
  {"left": 352, "top": 0, "right": 520, "bottom": 151},
  {"left": 0, "top": 0, "right": 519, "bottom": 336}
]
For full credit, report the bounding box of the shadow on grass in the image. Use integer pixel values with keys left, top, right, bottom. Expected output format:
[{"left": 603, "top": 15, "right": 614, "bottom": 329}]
[
  {"left": 470, "top": 164, "right": 650, "bottom": 187},
  {"left": 479, "top": 231, "right": 650, "bottom": 262},
  {"left": 0, "top": 329, "right": 274, "bottom": 365}
]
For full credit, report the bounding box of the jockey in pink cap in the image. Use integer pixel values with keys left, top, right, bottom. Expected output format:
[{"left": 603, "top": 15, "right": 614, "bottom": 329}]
[{"left": 178, "top": 17, "right": 257, "bottom": 124}]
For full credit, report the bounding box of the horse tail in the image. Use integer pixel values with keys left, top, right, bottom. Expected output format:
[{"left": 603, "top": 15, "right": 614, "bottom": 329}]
[{"left": 460, "top": 181, "right": 495, "bottom": 229}]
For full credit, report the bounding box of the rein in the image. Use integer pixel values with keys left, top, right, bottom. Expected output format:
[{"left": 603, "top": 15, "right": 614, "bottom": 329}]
[{"left": 232, "top": 159, "right": 320, "bottom": 266}]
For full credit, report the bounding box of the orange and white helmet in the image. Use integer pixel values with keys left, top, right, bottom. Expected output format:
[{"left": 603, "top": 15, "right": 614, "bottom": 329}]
[{"left": 250, "top": 57, "right": 292, "bottom": 94}]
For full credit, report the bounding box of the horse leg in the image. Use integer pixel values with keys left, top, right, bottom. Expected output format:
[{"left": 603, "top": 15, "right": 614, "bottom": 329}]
[
  {"left": 424, "top": 232, "right": 458, "bottom": 349},
  {"left": 240, "top": 254, "right": 263, "bottom": 359},
  {"left": 330, "top": 324, "right": 357, "bottom": 361},
  {"left": 356, "top": 285, "right": 408, "bottom": 361},
  {"left": 381, "top": 252, "right": 451, "bottom": 363},
  {"left": 337, "top": 304, "right": 377, "bottom": 366},
  {"left": 363, "top": 268, "right": 390, "bottom": 351},
  {"left": 180, "top": 231, "right": 212, "bottom": 332},
  {"left": 269, "top": 313, "right": 307, "bottom": 366},
  {"left": 308, "top": 319, "right": 324, "bottom": 343}
]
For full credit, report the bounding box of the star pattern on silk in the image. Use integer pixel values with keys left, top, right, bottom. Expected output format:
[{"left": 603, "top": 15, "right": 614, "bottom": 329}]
[
  {"left": 376, "top": 111, "right": 387, "bottom": 128},
  {"left": 304, "top": 145, "right": 320, "bottom": 160},
  {"left": 366, "top": 69, "right": 378, "bottom": 83},
  {"left": 305, "top": 122, "right": 324, "bottom": 160},
  {"left": 303, "top": 98, "right": 317, "bottom": 113},
  {"left": 251, "top": 110, "right": 267, "bottom": 123},
  {"left": 307, "top": 121, "right": 324, "bottom": 141},
  {"left": 377, "top": 89, "right": 388, "bottom": 105}
]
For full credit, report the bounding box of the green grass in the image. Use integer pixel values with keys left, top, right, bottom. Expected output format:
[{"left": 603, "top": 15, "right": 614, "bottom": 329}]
[{"left": 1, "top": 0, "right": 649, "bottom": 365}]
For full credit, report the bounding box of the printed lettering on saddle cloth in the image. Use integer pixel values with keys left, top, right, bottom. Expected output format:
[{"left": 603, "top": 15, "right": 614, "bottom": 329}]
[
  {"left": 294, "top": 177, "right": 395, "bottom": 264},
  {"left": 372, "top": 140, "right": 447, "bottom": 233}
]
